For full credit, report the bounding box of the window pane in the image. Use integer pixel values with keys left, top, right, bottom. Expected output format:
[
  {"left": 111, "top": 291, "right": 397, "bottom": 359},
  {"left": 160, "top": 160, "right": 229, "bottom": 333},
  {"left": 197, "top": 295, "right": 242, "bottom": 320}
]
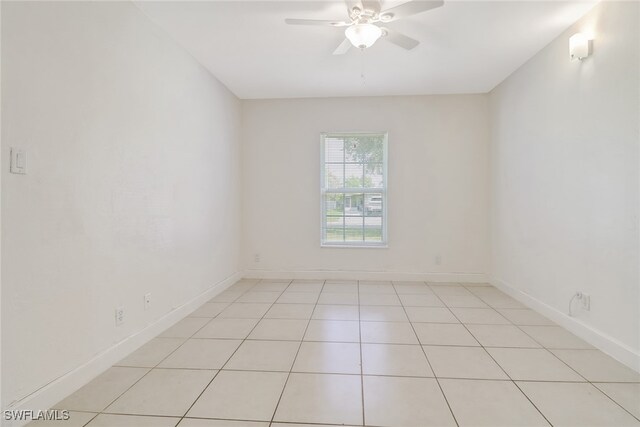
[
  {"left": 345, "top": 226, "right": 364, "bottom": 242},
  {"left": 324, "top": 193, "right": 344, "bottom": 216},
  {"left": 345, "top": 164, "right": 364, "bottom": 188},
  {"left": 325, "top": 164, "right": 344, "bottom": 189},
  {"left": 364, "top": 193, "right": 383, "bottom": 217},
  {"left": 365, "top": 163, "right": 384, "bottom": 188},
  {"left": 325, "top": 137, "right": 344, "bottom": 162},
  {"left": 325, "top": 228, "right": 344, "bottom": 242},
  {"left": 345, "top": 135, "right": 384, "bottom": 163},
  {"left": 344, "top": 194, "right": 364, "bottom": 216}
]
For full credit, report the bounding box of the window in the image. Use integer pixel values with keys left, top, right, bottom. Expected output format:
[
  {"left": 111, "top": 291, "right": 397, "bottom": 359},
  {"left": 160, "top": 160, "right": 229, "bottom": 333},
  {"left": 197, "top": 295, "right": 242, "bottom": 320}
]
[{"left": 321, "top": 132, "right": 387, "bottom": 247}]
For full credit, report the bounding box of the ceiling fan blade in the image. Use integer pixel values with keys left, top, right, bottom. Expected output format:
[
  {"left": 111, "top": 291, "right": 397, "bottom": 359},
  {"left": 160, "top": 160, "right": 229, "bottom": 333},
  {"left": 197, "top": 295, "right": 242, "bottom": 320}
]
[
  {"left": 381, "top": 27, "right": 420, "bottom": 50},
  {"left": 380, "top": 0, "right": 444, "bottom": 21},
  {"left": 361, "top": 0, "right": 382, "bottom": 13},
  {"left": 333, "top": 38, "right": 352, "bottom": 55},
  {"left": 284, "top": 18, "right": 350, "bottom": 27}
]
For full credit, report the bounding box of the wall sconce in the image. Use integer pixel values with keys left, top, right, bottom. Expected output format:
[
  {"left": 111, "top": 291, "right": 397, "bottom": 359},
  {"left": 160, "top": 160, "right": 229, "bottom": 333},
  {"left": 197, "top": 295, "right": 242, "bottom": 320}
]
[{"left": 569, "top": 33, "right": 591, "bottom": 61}]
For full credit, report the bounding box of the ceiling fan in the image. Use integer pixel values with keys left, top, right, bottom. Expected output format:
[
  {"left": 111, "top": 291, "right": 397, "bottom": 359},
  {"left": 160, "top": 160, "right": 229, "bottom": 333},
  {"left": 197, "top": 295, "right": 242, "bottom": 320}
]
[{"left": 285, "top": 0, "right": 444, "bottom": 54}]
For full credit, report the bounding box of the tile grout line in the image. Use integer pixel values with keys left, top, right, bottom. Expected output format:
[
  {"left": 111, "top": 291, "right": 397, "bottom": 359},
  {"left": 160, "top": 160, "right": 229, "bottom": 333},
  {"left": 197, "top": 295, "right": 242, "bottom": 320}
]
[
  {"left": 170, "top": 278, "right": 286, "bottom": 425},
  {"left": 444, "top": 286, "right": 554, "bottom": 427},
  {"left": 268, "top": 279, "right": 327, "bottom": 427},
  {"left": 357, "top": 280, "right": 366, "bottom": 427},
  {"left": 392, "top": 280, "right": 460, "bottom": 427}
]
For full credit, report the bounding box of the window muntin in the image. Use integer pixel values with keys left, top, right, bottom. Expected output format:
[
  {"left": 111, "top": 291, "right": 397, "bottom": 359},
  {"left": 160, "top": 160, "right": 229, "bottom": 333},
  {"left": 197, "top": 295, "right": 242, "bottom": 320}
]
[{"left": 321, "top": 133, "right": 387, "bottom": 247}]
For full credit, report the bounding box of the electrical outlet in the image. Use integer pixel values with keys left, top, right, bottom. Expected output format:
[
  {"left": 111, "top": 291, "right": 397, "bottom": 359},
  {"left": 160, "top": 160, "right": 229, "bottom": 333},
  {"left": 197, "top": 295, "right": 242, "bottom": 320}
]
[
  {"left": 115, "top": 306, "right": 125, "bottom": 326},
  {"left": 144, "top": 293, "right": 152, "bottom": 311},
  {"left": 254, "top": 253, "right": 260, "bottom": 263},
  {"left": 435, "top": 255, "right": 442, "bottom": 265},
  {"left": 580, "top": 293, "right": 591, "bottom": 311},
  {"left": 10, "top": 147, "right": 27, "bottom": 174}
]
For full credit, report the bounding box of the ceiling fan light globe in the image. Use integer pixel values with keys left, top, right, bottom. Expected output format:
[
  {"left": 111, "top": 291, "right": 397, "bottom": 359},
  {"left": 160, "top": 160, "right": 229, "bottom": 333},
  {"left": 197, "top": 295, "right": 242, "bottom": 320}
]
[{"left": 345, "top": 23, "right": 382, "bottom": 49}]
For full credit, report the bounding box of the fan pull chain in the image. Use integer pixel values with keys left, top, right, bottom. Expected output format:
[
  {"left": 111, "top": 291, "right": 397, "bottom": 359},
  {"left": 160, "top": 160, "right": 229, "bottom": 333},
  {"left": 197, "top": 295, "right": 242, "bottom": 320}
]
[{"left": 360, "top": 48, "right": 366, "bottom": 84}]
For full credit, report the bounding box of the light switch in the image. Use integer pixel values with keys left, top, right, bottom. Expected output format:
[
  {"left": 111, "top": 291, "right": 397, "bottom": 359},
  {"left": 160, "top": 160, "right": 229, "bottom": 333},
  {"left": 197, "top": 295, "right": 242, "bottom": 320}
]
[{"left": 10, "top": 147, "right": 27, "bottom": 174}]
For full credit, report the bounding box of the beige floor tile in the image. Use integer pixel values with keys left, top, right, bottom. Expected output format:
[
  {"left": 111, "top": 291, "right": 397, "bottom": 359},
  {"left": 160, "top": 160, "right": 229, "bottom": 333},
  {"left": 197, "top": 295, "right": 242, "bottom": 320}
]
[
  {"left": 271, "top": 424, "right": 359, "bottom": 427},
  {"left": 520, "top": 326, "right": 593, "bottom": 349},
  {"left": 106, "top": 369, "right": 215, "bottom": 417},
  {"left": 251, "top": 282, "right": 290, "bottom": 292},
  {"left": 450, "top": 307, "right": 510, "bottom": 324},
  {"left": 497, "top": 308, "right": 555, "bottom": 326},
  {"left": 189, "top": 302, "right": 230, "bottom": 318},
  {"left": 193, "top": 318, "right": 258, "bottom": 339},
  {"left": 312, "top": 304, "right": 359, "bottom": 320},
  {"left": 187, "top": 370, "right": 287, "bottom": 421},
  {"left": 274, "top": 373, "right": 363, "bottom": 425},
  {"left": 361, "top": 321, "right": 418, "bottom": 344},
  {"left": 325, "top": 279, "right": 358, "bottom": 285},
  {"left": 359, "top": 280, "right": 393, "bottom": 286},
  {"left": 293, "top": 342, "right": 361, "bottom": 374},
  {"left": 358, "top": 284, "right": 396, "bottom": 294},
  {"left": 28, "top": 411, "right": 97, "bottom": 427},
  {"left": 551, "top": 349, "right": 640, "bottom": 382},
  {"left": 55, "top": 367, "right": 148, "bottom": 412},
  {"left": 317, "top": 292, "right": 359, "bottom": 305},
  {"left": 236, "top": 291, "right": 281, "bottom": 304},
  {"left": 413, "top": 323, "right": 479, "bottom": 346},
  {"left": 303, "top": 319, "right": 360, "bottom": 342},
  {"left": 363, "top": 376, "right": 456, "bottom": 427},
  {"left": 440, "top": 379, "right": 549, "bottom": 427},
  {"left": 360, "top": 305, "right": 408, "bottom": 321},
  {"left": 180, "top": 419, "right": 268, "bottom": 427},
  {"left": 248, "top": 318, "right": 308, "bottom": 341},
  {"left": 466, "top": 324, "right": 541, "bottom": 348},
  {"left": 359, "top": 293, "right": 401, "bottom": 306},
  {"left": 362, "top": 343, "right": 433, "bottom": 377},
  {"left": 439, "top": 295, "right": 489, "bottom": 308},
  {"left": 427, "top": 281, "right": 463, "bottom": 286},
  {"left": 405, "top": 306, "right": 459, "bottom": 323},
  {"left": 480, "top": 295, "right": 525, "bottom": 308},
  {"left": 430, "top": 285, "right": 473, "bottom": 297},
  {"left": 115, "top": 338, "right": 185, "bottom": 368},
  {"left": 209, "top": 291, "right": 243, "bottom": 303},
  {"left": 487, "top": 348, "right": 584, "bottom": 381},
  {"left": 225, "top": 340, "right": 299, "bottom": 372},
  {"left": 399, "top": 293, "right": 445, "bottom": 307},
  {"left": 159, "top": 317, "right": 210, "bottom": 338},
  {"left": 321, "top": 283, "right": 358, "bottom": 293},
  {"left": 394, "top": 284, "right": 435, "bottom": 294},
  {"left": 217, "top": 303, "right": 272, "bottom": 319},
  {"left": 158, "top": 339, "right": 241, "bottom": 369},
  {"left": 277, "top": 292, "right": 319, "bottom": 304},
  {"left": 518, "top": 381, "right": 640, "bottom": 426},
  {"left": 423, "top": 346, "right": 508, "bottom": 379},
  {"left": 265, "top": 303, "right": 314, "bottom": 319},
  {"left": 86, "top": 414, "right": 179, "bottom": 426},
  {"left": 594, "top": 383, "right": 640, "bottom": 419},
  {"left": 286, "top": 284, "right": 323, "bottom": 293}
]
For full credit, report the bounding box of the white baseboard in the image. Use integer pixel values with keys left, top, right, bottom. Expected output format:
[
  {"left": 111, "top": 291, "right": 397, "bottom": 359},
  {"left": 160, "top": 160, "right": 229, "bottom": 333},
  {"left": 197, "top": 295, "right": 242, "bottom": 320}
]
[
  {"left": 3, "top": 271, "right": 243, "bottom": 427},
  {"left": 491, "top": 278, "right": 640, "bottom": 373},
  {"left": 244, "top": 269, "right": 488, "bottom": 283}
]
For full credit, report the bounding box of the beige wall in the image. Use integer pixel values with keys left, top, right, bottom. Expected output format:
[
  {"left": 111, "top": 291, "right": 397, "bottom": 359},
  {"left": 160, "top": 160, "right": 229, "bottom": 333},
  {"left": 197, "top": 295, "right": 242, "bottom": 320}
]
[
  {"left": 1, "top": 1, "right": 242, "bottom": 409},
  {"left": 242, "top": 95, "right": 490, "bottom": 281},
  {"left": 489, "top": 1, "right": 639, "bottom": 367}
]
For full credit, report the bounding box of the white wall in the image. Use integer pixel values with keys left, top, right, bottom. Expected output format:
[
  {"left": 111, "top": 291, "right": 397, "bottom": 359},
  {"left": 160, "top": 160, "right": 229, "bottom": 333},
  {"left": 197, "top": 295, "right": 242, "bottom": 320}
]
[
  {"left": 490, "top": 1, "right": 639, "bottom": 367},
  {"left": 1, "top": 1, "right": 241, "bottom": 410},
  {"left": 242, "top": 95, "right": 490, "bottom": 281}
]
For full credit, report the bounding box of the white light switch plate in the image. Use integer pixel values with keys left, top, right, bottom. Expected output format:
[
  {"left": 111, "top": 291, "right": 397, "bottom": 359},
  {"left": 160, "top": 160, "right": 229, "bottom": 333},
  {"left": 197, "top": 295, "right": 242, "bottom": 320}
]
[{"left": 10, "top": 147, "right": 27, "bottom": 174}]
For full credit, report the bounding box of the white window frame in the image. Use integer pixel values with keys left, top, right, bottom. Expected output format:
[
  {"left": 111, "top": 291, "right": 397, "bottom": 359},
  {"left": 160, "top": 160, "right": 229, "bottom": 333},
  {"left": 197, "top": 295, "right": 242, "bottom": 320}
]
[{"left": 320, "top": 132, "right": 388, "bottom": 248}]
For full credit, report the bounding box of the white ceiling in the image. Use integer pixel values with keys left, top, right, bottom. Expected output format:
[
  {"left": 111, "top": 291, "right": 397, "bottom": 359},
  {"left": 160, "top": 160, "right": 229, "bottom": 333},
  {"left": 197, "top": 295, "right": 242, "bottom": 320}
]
[{"left": 135, "top": 0, "right": 597, "bottom": 99}]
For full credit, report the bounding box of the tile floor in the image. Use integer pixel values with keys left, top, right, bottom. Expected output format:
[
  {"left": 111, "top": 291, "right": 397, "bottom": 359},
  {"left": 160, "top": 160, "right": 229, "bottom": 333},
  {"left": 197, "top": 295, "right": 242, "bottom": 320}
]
[{"left": 34, "top": 279, "right": 640, "bottom": 427}]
